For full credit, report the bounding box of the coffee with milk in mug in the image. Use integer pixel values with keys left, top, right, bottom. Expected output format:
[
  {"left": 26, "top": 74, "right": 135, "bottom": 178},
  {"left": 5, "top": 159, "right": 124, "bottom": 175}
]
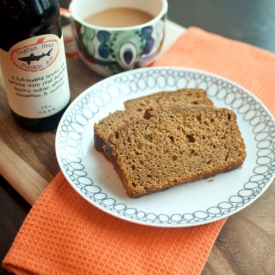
[
  {"left": 61, "top": 0, "right": 168, "bottom": 76},
  {"left": 84, "top": 7, "right": 154, "bottom": 28}
]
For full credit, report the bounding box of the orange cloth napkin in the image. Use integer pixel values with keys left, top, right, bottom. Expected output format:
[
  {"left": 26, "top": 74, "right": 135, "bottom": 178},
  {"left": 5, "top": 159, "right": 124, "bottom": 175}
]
[{"left": 3, "top": 26, "right": 275, "bottom": 275}]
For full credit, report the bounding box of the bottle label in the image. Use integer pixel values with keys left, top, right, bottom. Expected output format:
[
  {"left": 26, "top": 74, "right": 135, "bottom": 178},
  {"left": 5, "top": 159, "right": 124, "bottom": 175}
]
[{"left": 0, "top": 34, "right": 70, "bottom": 118}]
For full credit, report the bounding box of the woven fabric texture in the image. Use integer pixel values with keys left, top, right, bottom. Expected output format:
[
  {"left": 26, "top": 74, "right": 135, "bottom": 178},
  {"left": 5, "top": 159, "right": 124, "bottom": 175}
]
[{"left": 3, "top": 26, "right": 275, "bottom": 275}]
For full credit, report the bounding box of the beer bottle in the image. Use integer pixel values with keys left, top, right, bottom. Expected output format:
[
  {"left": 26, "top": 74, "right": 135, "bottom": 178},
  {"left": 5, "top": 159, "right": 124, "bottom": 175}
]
[{"left": 0, "top": 0, "right": 70, "bottom": 131}]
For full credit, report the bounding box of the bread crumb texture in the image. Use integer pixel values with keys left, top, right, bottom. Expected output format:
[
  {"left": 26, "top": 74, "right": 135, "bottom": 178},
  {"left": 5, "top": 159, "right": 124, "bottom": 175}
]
[
  {"left": 124, "top": 88, "right": 213, "bottom": 118},
  {"left": 106, "top": 105, "right": 246, "bottom": 198},
  {"left": 94, "top": 88, "right": 213, "bottom": 155}
]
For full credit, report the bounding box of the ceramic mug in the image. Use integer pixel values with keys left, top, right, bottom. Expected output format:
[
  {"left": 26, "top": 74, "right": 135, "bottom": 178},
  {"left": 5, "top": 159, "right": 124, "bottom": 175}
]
[{"left": 60, "top": 0, "right": 168, "bottom": 77}]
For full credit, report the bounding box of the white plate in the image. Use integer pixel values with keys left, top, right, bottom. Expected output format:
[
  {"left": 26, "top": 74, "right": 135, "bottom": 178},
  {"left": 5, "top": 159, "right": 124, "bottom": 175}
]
[{"left": 55, "top": 67, "right": 275, "bottom": 227}]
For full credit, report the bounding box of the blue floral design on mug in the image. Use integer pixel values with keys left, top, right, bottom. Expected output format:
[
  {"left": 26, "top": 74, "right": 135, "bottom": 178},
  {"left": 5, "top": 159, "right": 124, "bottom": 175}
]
[{"left": 73, "top": 8, "right": 166, "bottom": 76}]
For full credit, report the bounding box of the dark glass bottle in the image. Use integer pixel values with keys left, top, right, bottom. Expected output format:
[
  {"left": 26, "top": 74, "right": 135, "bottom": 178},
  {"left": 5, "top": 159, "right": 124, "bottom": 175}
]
[{"left": 0, "top": 0, "right": 70, "bottom": 131}]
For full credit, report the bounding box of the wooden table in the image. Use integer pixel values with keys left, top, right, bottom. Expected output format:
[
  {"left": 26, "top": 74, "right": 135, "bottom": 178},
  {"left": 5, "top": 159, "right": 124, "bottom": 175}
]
[{"left": 1, "top": 1, "right": 275, "bottom": 274}]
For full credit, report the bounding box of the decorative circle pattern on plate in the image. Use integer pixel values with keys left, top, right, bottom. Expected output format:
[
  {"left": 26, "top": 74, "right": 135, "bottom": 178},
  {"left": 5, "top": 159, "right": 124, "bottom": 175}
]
[{"left": 56, "top": 67, "right": 275, "bottom": 227}]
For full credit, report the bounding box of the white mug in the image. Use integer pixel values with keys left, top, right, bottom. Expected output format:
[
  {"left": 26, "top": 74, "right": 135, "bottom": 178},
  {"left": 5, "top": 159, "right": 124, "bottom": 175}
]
[{"left": 61, "top": 0, "right": 168, "bottom": 77}]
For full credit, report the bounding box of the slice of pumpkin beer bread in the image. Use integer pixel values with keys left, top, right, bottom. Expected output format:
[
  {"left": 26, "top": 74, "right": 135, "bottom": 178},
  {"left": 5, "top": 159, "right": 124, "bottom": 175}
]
[
  {"left": 94, "top": 88, "right": 213, "bottom": 156},
  {"left": 105, "top": 105, "right": 246, "bottom": 198},
  {"left": 123, "top": 88, "right": 213, "bottom": 118}
]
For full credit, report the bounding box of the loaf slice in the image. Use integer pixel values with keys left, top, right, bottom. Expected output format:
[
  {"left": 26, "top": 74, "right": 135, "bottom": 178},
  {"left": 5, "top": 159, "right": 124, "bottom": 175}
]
[
  {"left": 105, "top": 105, "right": 246, "bottom": 198},
  {"left": 124, "top": 88, "right": 213, "bottom": 118},
  {"left": 94, "top": 88, "right": 213, "bottom": 156}
]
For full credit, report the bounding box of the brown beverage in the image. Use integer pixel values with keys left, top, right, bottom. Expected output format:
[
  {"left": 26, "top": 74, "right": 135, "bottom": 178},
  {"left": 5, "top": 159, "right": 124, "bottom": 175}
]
[{"left": 84, "top": 7, "right": 154, "bottom": 28}]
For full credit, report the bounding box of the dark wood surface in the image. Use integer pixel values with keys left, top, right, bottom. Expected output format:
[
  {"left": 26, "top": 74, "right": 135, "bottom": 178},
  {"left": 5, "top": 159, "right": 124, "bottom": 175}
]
[{"left": 1, "top": 1, "right": 275, "bottom": 274}]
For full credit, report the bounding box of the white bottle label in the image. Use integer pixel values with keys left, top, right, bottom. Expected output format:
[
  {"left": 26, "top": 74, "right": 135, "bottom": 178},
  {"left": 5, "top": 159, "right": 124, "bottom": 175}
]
[{"left": 0, "top": 34, "right": 70, "bottom": 118}]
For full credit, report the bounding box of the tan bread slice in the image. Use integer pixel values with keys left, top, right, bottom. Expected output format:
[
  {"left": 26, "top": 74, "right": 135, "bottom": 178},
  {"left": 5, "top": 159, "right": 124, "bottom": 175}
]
[
  {"left": 105, "top": 105, "right": 246, "bottom": 198},
  {"left": 94, "top": 88, "right": 213, "bottom": 158}
]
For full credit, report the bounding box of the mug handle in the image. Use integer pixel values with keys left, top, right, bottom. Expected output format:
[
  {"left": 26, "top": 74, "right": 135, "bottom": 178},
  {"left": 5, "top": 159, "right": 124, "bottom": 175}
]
[{"left": 60, "top": 7, "right": 79, "bottom": 58}]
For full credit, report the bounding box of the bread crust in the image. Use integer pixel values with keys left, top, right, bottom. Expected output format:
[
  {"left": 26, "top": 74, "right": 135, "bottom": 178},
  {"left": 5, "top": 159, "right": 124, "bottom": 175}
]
[{"left": 94, "top": 110, "right": 129, "bottom": 159}]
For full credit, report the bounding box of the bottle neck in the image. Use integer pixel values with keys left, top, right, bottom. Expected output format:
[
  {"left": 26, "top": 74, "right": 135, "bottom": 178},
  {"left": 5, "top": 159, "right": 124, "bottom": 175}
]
[
  {"left": 0, "top": 0, "right": 61, "bottom": 51},
  {"left": 25, "top": 0, "right": 59, "bottom": 21}
]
